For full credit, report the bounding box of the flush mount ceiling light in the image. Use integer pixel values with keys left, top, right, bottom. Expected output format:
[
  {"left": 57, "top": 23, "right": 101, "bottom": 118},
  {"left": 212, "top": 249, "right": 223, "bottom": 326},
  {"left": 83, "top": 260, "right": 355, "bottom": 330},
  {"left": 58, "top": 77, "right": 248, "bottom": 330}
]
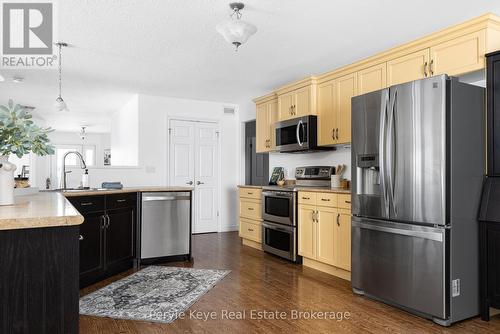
[
  {"left": 216, "top": 2, "right": 257, "bottom": 51},
  {"left": 54, "top": 42, "right": 69, "bottom": 111}
]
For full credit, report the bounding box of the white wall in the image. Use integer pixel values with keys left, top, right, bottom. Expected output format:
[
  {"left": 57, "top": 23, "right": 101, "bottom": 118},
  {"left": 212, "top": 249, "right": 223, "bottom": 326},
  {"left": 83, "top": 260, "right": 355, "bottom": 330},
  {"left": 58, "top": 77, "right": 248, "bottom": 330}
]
[
  {"left": 269, "top": 147, "right": 352, "bottom": 181},
  {"left": 111, "top": 95, "right": 139, "bottom": 166},
  {"left": 137, "top": 94, "right": 240, "bottom": 232}
]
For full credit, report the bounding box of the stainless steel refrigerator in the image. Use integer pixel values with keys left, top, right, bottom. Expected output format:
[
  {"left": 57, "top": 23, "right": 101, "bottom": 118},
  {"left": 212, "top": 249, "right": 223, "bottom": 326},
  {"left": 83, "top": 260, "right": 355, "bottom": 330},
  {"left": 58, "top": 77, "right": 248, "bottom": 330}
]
[{"left": 351, "top": 75, "right": 485, "bottom": 326}]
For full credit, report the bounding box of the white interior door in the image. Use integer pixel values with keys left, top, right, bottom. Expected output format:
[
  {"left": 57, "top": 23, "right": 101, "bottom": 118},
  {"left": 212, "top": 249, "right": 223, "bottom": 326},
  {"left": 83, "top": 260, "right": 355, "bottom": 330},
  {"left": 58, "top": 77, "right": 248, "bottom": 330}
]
[{"left": 169, "top": 119, "right": 219, "bottom": 234}]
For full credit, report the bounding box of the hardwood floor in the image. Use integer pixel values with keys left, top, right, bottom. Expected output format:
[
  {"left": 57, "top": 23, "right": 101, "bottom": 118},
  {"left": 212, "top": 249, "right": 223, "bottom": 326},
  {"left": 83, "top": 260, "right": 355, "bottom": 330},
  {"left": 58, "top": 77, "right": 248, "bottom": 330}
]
[{"left": 80, "top": 232, "right": 500, "bottom": 334}]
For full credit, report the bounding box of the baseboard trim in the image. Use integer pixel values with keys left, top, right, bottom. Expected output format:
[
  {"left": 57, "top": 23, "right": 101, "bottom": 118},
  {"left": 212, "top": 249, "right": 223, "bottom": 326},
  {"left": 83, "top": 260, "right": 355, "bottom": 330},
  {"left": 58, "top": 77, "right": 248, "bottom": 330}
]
[
  {"left": 242, "top": 238, "right": 263, "bottom": 250},
  {"left": 302, "top": 258, "right": 351, "bottom": 281},
  {"left": 220, "top": 224, "right": 239, "bottom": 232}
]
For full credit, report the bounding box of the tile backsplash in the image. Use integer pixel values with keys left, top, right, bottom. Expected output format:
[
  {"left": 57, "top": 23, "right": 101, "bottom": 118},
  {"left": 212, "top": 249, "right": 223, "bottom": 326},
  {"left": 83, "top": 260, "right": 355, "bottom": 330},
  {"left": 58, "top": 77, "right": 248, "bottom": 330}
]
[{"left": 269, "top": 147, "right": 351, "bottom": 180}]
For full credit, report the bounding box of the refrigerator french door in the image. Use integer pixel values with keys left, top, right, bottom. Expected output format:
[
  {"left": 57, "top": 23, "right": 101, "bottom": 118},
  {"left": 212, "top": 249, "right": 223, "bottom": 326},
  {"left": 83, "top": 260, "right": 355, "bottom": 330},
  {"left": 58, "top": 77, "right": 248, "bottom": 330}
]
[{"left": 351, "top": 75, "right": 485, "bottom": 326}]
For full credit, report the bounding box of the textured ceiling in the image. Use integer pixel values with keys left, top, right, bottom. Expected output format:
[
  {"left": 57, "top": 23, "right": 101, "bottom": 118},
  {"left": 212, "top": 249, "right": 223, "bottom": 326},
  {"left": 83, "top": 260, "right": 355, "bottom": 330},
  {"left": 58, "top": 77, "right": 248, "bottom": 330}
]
[{"left": 1, "top": 0, "right": 500, "bottom": 131}]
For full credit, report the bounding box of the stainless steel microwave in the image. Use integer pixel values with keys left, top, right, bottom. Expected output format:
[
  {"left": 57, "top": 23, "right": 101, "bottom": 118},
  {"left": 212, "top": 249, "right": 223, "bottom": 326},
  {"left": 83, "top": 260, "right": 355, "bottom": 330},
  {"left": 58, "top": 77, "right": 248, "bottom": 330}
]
[{"left": 275, "top": 115, "right": 333, "bottom": 153}]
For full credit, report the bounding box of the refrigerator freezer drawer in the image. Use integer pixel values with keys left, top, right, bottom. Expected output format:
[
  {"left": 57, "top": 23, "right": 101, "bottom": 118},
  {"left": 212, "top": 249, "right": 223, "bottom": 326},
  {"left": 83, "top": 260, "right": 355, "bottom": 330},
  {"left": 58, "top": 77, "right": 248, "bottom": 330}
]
[{"left": 352, "top": 217, "right": 448, "bottom": 320}]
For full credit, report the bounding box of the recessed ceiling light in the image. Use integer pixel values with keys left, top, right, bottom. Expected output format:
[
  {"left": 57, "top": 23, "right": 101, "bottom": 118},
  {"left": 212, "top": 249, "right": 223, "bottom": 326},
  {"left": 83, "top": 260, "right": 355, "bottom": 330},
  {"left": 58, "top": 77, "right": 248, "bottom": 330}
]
[{"left": 12, "top": 76, "right": 24, "bottom": 83}]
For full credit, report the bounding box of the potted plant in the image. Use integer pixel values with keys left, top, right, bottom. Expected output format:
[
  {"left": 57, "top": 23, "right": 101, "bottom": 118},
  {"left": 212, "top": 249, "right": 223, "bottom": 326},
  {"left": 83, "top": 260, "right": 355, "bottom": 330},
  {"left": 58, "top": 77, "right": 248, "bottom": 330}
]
[{"left": 0, "top": 99, "right": 54, "bottom": 205}]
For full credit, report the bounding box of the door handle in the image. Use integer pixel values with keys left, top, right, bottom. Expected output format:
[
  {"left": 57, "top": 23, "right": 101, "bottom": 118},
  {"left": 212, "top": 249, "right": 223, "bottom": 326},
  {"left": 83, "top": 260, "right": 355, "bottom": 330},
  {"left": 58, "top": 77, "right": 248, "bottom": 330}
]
[
  {"left": 196, "top": 181, "right": 204, "bottom": 185},
  {"left": 186, "top": 181, "right": 193, "bottom": 185}
]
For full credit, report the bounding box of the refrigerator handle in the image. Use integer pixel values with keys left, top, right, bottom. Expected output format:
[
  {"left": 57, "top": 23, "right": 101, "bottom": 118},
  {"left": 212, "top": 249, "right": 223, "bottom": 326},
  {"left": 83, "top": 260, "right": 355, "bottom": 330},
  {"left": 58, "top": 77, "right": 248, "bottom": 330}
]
[
  {"left": 388, "top": 89, "right": 397, "bottom": 216},
  {"left": 379, "top": 89, "right": 390, "bottom": 217}
]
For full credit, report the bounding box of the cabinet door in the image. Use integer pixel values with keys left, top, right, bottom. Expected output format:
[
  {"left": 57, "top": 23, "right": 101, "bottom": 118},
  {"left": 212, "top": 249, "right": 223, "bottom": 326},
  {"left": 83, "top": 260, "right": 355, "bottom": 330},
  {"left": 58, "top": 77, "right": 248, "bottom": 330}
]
[
  {"left": 317, "top": 80, "right": 336, "bottom": 146},
  {"left": 105, "top": 207, "right": 135, "bottom": 269},
  {"left": 334, "top": 211, "right": 351, "bottom": 271},
  {"left": 79, "top": 212, "right": 105, "bottom": 283},
  {"left": 387, "top": 49, "right": 430, "bottom": 86},
  {"left": 268, "top": 100, "right": 278, "bottom": 150},
  {"left": 256, "top": 103, "right": 269, "bottom": 153},
  {"left": 358, "top": 63, "right": 387, "bottom": 95},
  {"left": 430, "top": 30, "right": 486, "bottom": 76},
  {"left": 294, "top": 86, "right": 311, "bottom": 118},
  {"left": 336, "top": 73, "right": 357, "bottom": 144},
  {"left": 278, "top": 92, "right": 295, "bottom": 121},
  {"left": 298, "top": 205, "right": 317, "bottom": 259},
  {"left": 316, "top": 206, "right": 336, "bottom": 266}
]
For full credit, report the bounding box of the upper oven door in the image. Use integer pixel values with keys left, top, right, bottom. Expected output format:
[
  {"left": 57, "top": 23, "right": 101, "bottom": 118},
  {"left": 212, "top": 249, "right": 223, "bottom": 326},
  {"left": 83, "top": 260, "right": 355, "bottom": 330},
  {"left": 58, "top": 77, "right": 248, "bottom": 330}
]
[
  {"left": 262, "top": 191, "right": 295, "bottom": 225},
  {"left": 275, "top": 116, "right": 310, "bottom": 152}
]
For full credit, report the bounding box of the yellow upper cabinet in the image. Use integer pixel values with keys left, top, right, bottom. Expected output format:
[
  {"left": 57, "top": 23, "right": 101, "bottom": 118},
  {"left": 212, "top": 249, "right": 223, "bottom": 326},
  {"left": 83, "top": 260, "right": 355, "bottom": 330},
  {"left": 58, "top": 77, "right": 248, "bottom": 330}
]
[
  {"left": 358, "top": 63, "right": 387, "bottom": 95},
  {"left": 429, "top": 30, "right": 486, "bottom": 76},
  {"left": 277, "top": 78, "right": 317, "bottom": 121},
  {"left": 387, "top": 49, "right": 430, "bottom": 86},
  {"left": 254, "top": 94, "right": 277, "bottom": 153},
  {"left": 317, "top": 80, "right": 336, "bottom": 146},
  {"left": 336, "top": 73, "right": 357, "bottom": 144}
]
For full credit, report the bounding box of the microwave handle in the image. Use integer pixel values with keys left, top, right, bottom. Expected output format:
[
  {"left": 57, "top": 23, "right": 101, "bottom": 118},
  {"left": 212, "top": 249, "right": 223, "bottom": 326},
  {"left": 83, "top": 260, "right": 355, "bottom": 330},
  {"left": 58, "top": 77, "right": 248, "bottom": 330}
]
[{"left": 296, "top": 120, "right": 304, "bottom": 147}]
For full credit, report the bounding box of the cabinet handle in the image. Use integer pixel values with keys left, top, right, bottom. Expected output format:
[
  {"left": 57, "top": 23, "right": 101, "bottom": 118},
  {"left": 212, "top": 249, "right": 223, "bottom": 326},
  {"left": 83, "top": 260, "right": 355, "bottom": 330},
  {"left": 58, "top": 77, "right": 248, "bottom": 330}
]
[
  {"left": 81, "top": 202, "right": 93, "bottom": 206},
  {"left": 423, "top": 61, "right": 428, "bottom": 77},
  {"left": 321, "top": 198, "right": 330, "bottom": 201},
  {"left": 79, "top": 235, "right": 84, "bottom": 241},
  {"left": 248, "top": 228, "right": 254, "bottom": 232},
  {"left": 312, "top": 211, "right": 316, "bottom": 222},
  {"left": 100, "top": 215, "right": 106, "bottom": 229},
  {"left": 116, "top": 199, "right": 126, "bottom": 203},
  {"left": 302, "top": 197, "right": 310, "bottom": 200},
  {"left": 247, "top": 192, "right": 253, "bottom": 195},
  {"left": 332, "top": 129, "right": 335, "bottom": 140},
  {"left": 248, "top": 207, "right": 254, "bottom": 211},
  {"left": 345, "top": 200, "right": 351, "bottom": 204},
  {"left": 337, "top": 213, "right": 340, "bottom": 226},
  {"left": 336, "top": 128, "right": 339, "bottom": 140},
  {"left": 430, "top": 59, "right": 434, "bottom": 75},
  {"left": 316, "top": 210, "right": 319, "bottom": 223}
]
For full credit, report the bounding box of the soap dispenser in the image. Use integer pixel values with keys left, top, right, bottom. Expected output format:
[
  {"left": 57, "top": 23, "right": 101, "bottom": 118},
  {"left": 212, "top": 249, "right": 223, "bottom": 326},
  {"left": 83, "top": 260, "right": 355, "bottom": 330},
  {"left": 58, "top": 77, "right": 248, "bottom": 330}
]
[{"left": 82, "top": 169, "right": 89, "bottom": 189}]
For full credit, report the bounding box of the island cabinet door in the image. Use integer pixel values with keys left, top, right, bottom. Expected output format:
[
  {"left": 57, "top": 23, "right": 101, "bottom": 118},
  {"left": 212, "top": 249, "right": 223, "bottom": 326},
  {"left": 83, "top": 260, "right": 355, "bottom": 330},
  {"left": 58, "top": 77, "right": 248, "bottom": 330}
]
[
  {"left": 105, "top": 207, "right": 136, "bottom": 274},
  {"left": 79, "top": 211, "right": 105, "bottom": 286}
]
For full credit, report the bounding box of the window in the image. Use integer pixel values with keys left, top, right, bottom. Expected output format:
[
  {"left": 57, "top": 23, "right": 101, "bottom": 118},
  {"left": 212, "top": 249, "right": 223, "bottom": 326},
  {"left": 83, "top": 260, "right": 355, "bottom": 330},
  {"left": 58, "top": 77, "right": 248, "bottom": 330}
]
[{"left": 53, "top": 144, "right": 96, "bottom": 187}]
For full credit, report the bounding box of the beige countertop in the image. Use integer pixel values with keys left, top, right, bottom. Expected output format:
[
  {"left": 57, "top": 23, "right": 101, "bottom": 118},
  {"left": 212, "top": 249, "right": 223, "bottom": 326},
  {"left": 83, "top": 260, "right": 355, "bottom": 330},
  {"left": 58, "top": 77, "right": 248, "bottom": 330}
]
[
  {"left": 0, "top": 192, "right": 84, "bottom": 231},
  {"left": 61, "top": 186, "right": 194, "bottom": 197}
]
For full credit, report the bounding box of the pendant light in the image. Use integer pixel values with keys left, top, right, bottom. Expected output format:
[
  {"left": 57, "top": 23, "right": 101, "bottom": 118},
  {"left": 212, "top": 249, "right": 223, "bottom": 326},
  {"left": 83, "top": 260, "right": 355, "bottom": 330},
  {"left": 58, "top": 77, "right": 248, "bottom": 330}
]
[
  {"left": 216, "top": 2, "right": 257, "bottom": 51},
  {"left": 54, "top": 42, "right": 69, "bottom": 111}
]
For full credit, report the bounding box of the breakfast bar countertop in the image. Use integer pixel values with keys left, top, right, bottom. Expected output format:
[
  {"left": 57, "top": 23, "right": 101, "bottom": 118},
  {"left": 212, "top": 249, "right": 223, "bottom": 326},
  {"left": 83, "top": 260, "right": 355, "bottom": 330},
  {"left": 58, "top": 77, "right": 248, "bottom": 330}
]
[
  {"left": 60, "top": 186, "right": 195, "bottom": 197},
  {"left": 0, "top": 192, "right": 84, "bottom": 231}
]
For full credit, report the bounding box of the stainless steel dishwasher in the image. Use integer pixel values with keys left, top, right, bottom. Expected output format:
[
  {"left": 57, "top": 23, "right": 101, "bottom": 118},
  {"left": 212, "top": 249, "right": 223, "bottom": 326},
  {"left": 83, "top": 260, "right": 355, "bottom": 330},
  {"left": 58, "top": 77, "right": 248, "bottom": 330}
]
[{"left": 140, "top": 192, "right": 191, "bottom": 263}]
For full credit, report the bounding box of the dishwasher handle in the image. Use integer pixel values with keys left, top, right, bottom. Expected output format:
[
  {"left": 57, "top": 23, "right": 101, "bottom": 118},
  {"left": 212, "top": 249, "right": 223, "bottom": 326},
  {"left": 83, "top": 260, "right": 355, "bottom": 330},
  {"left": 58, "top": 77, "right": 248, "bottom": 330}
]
[{"left": 143, "top": 195, "right": 190, "bottom": 202}]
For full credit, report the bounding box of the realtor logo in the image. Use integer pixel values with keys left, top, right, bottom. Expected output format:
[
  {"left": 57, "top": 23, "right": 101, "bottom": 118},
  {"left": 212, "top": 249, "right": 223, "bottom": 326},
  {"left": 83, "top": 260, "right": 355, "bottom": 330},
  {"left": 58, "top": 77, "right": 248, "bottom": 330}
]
[{"left": 1, "top": 1, "right": 56, "bottom": 68}]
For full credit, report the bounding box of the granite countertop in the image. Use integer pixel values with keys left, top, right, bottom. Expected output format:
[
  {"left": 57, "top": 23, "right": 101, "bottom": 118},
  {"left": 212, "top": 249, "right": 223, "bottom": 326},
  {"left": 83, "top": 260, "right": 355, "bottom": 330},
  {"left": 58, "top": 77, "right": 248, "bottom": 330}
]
[
  {"left": 237, "top": 185, "right": 263, "bottom": 189},
  {"left": 61, "top": 186, "right": 195, "bottom": 197},
  {"left": 0, "top": 192, "right": 84, "bottom": 231}
]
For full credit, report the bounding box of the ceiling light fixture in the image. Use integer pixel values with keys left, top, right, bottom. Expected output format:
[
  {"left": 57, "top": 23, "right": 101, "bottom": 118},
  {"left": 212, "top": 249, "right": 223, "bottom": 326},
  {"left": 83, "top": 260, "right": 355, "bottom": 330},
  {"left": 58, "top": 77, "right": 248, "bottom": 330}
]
[
  {"left": 216, "top": 2, "right": 257, "bottom": 51},
  {"left": 54, "top": 42, "right": 69, "bottom": 111}
]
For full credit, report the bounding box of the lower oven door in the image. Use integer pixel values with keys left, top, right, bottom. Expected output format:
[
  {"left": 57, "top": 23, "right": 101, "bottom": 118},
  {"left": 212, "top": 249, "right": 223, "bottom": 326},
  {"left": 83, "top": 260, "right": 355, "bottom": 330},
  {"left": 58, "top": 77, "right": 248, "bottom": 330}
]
[
  {"left": 262, "top": 221, "right": 296, "bottom": 261},
  {"left": 351, "top": 216, "right": 448, "bottom": 320}
]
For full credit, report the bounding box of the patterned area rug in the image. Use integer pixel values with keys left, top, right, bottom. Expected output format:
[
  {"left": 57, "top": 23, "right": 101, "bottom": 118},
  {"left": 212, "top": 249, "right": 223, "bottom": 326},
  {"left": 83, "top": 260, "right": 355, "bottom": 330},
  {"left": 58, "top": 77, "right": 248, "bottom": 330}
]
[{"left": 79, "top": 266, "right": 230, "bottom": 323}]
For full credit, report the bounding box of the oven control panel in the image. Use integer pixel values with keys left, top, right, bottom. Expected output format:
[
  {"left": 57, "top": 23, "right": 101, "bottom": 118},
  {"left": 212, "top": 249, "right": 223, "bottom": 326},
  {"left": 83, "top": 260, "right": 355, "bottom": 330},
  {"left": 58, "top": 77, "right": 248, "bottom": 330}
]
[{"left": 295, "top": 166, "right": 335, "bottom": 180}]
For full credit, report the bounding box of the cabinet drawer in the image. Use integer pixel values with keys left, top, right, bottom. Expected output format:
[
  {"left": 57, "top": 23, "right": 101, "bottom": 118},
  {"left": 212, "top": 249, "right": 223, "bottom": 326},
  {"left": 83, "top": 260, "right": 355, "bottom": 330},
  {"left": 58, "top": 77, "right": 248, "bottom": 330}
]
[
  {"left": 338, "top": 194, "right": 351, "bottom": 210},
  {"left": 106, "top": 192, "right": 137, "bottom": 210},
  {"left": 239, "top": 218, "right": 262, "bottom": 243},
  {"left": 298, "top": 192, "right": 317, "bottom": 205},
  {"left": 240, "top": 199, "right": 262, "bottom": 220},
  {"left": 239, "top": 188, "right": 262, "bottom": 200},
  {"left": 317, "top": 193, "right": 338, "bottom": 207},
  {"left": 67, "top": 195, "right": 105, "bottom": 214}
]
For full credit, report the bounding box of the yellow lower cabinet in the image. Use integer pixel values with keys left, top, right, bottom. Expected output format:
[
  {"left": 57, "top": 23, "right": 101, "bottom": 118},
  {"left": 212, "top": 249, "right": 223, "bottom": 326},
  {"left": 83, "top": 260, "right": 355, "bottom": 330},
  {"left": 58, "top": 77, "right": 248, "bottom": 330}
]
[
  {"left": 239, "top": 218, "right": 262, "bottom": 243},
  {"left": 334, "top": 211, "right": 351, "bottom": 271},
  {"left": 298, "top": 204, "right": 317, "bottom": 259},
  {"left": 316, "top": 207, "right": 336, "bottom": 265}
]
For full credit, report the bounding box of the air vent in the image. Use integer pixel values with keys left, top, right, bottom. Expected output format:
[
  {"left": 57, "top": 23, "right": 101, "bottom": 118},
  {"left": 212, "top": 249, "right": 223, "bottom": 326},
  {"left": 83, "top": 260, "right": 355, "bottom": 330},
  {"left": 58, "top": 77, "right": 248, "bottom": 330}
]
[{"left": 224, "top": 107, "right": 235, "bottom": 114}]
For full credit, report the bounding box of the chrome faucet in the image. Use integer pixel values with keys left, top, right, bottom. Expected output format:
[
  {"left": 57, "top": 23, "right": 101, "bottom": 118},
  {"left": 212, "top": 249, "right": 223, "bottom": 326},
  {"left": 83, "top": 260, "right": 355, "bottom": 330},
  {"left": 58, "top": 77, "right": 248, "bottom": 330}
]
[{"left": 59, "top": 151, "right": 87, "bottom": 189}]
